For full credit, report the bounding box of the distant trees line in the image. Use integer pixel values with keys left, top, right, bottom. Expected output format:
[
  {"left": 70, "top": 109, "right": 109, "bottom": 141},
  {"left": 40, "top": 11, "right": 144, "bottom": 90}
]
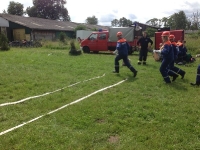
[{"left": 87, "top": 11, "right": 200, "bottom": 30}]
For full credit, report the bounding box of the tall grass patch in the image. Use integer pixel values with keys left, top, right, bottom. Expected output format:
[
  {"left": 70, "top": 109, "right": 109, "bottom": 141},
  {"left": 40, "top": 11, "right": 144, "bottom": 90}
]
[{"left": 185, "top": 33, "right": 200, "bottom": 54}]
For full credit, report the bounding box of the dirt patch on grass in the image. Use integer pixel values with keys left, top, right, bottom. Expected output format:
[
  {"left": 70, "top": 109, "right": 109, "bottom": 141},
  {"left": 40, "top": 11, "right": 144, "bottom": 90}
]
[
  {"left": 95, "top": 118, "right": 105, "bottom": 123},
  {"left": 108, "top": 135, "right": 119, "bottom": 144}
]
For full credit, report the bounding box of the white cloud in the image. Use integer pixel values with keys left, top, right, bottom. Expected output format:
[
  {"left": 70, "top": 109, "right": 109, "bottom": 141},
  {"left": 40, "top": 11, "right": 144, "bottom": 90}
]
[
  {"left": 0, "top": 0, "right": 199, "bottom": 26},
  {"left": 67, "top": 0, "right": 200, "bottom": 25}
]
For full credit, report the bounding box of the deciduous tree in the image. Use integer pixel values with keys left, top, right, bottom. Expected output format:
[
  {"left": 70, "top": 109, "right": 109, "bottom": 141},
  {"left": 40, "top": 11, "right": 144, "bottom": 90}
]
[
  {"left": 85, "top": 15, "right": 98, "bottom": 25},
  {"left": 167, "top": 11, "right": 187, "bottom": 30},
  {"left": 146, "top": 28, "right": 157, "bottom": 37},
  {"left": 187, "top": 10, "right": 200, "bottom": 30},
  {"left": 118, "top": 17, "right": 132, "bottom": 27},
  {"left": 111, "top": 19, "right": 119, "bottom": 27},
  {"left": 26, "top": 0, "right": 70, "bottom": 21},
  {"left": 2, "top": 10, "right": 7, "bottom": 14},
  {"left": 146, "top": 18, "right": 159, "bottom": 27},
  {"left": 176, "top": 11, "right": 187, "bottom": 29},
  {"left": 161, "top": 17, "right": 168, "bottom": 27},
  {"left": 7, "top": 1, "right": 24, "bottom": 16}
]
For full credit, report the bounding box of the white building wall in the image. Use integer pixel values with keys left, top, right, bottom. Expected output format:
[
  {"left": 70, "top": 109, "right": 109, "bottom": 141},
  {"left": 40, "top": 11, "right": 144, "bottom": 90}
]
[
  {"left": 76, "top": 30, "right": 93, "bottom": 40},
  {"left": 0, "top": 17, "right": 9, "bottom": 27}
]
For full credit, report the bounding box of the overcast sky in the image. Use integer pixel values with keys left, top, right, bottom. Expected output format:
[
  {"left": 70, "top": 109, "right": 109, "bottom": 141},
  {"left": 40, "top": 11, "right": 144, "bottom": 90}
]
[{"left": 0, "top": 0, "right": 200, "bottom": 26}]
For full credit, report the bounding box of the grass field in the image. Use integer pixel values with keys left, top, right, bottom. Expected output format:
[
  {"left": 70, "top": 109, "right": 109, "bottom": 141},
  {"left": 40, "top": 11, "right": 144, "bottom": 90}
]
[{"left": 0, "top": 44, "right": 200, "bottom": 149}]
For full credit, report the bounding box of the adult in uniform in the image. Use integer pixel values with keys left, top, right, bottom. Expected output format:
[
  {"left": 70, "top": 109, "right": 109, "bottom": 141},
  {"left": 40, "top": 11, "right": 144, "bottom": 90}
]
[{"left": 137, "top": 31, "right": 153, "bottom": 65}]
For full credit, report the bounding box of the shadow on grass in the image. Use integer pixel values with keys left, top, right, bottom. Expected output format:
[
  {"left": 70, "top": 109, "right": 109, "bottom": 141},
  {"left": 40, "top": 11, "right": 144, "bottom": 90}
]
[
  {"left": 133, "top": 63, "right": 159, "bottom": 70},
  {"left": 167, "top": 79, "right": 189, "bottom": 91},
  {"left": 124, "top": 74, "right": 139, "bottom": 82},
  {"left": 127, "top": 76, "right": 138, "bottom": 82},
  {"left": 111, "top": 73, "right": 138, "bottom": 82}
]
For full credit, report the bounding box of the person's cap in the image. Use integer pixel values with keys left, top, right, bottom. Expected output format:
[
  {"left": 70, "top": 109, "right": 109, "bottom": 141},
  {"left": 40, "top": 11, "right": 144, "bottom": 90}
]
[
  {"left": 161, "top": 31, "right": 170, "bottom": 37},
  {"left": 116, "top": 31, "right": 122, "bottom": 37},
  {"left": 169, "top": 34, "right": 175, "bottom": 39}
]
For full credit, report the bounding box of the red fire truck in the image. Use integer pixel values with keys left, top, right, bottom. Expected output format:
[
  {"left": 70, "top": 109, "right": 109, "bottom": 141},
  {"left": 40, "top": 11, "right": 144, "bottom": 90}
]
[{"left": 80, "top": 27, "right": 184, "bottom": 54}]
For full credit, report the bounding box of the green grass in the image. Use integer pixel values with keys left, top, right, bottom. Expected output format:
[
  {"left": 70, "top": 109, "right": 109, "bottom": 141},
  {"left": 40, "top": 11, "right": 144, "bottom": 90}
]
[
  {"left": 0, "top": 45, "right": 200, "bottom": 150},
  {"left": 185, "top": 34, "right": 200, "bottom": 54}
]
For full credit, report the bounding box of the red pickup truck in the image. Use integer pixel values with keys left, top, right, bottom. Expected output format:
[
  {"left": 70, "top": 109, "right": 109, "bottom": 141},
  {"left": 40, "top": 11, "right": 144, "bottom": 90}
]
[
  {"left": 80, "top": 27, "right": 137, "bottom": 54},
  {"left": 80, "top": 27, "right": 184, "bottom": 54}
]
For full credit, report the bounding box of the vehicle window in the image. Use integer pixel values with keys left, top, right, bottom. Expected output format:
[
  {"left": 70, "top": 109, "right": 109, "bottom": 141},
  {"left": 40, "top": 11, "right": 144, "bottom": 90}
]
[
  {"left": 89, "top": 34, "right": 97, "bottom": 40},
  {"left": 99, "top": 33, "right": 106, "bottom": 40}
]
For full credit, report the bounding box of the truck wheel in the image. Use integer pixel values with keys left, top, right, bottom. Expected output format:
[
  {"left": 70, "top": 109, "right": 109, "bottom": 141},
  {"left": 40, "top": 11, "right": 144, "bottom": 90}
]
[{"left": 83, "top": 46, "right": 90, "bottom": 53}]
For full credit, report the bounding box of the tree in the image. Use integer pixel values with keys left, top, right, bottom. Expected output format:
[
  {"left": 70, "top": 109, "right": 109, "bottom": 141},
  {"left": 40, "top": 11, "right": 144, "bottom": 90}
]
[
  {"left": 146, "top": 18, "right": 159, "bottom": 27},
  {"left": 60, "top": 7, "right": 71, "bottom": 21},
  {"left": 127, "top": 19, "right": 133, "bottom": 27},
  {"left": 186, "top": 18, "right": 192, "bottom": 30},
  {"left": 74, "top": 25, "right": 87, "bottom": 31},
  {"left": 176, "top": 11, "right": 187, "bottom": 29},
  {"left": 2, "top": 10, "right": 7, "bottom": 14},
  {"left": 26, "top": 6, "right": 37, "bottom": 17},
  {"left": 167, "top": 11, "right": 187, "bottom": 30},
  {"left": 146, "top": 28, "right": 157, "bottom": 37},
  {"left": 85, "top": 15, "right": 98, "bottom": 25},
  {"left": 187, "top": 10, "right": 200, "bottom": 30},
  {"left": 146, "top": 18, "right": 168, "bottom": 27},
  {"left": 26, "top": 0, "right": 70, "bottom": 21},
  {"left": 167, "top": 15, "right": 176, "bottom": 29},
  {"left": 161, "top": 17, "right": 169, "bottom": 27},
  {"left": 158, "top": 19, "right": 162, "bottom": 28},
  {"left": 7, "top": 1, "right": 24, "bottom": 16},
  {"left": 118, "top": 17, "right": 132, "bottom": 27},
  {"left": 111, "top": 19, "right": 119, "bottom": 27},
  {"left": 147, "top": 10, "right": 195, "bottom": 30}
]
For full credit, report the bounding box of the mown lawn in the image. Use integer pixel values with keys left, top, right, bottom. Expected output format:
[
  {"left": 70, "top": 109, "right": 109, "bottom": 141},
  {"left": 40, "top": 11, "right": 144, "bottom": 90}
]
[{"left": 0, "top": 47, "right": 200, "bottom": 150}]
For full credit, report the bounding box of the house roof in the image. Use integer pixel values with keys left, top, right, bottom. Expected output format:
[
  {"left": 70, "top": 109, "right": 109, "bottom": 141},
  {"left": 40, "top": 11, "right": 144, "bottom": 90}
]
[{"left": 0, "top": 14, "right": 109, "bottom": 31}]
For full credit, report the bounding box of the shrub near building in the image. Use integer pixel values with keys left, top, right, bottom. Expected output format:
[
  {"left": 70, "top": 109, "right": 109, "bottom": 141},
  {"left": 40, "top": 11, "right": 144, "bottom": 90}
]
[{"left": 0, "top": 34, "right": 10, "bottom": 51}]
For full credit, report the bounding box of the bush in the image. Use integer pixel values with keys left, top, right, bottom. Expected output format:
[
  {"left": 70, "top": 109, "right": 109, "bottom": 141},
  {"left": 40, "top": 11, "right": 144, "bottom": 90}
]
[
  {"left": 0, "top": 34, "right": 10, "bottom": 51},
  {"left": 59, "top": 32, "right": 66, "bottom": 43},
  {"left": 74, "top": 25, "right": 86, "bottom": 31},
  {"left": 146, "top": 28, "right": 157, "bottom": 37},
  {"left": 69, "top": 40, "right": 82, "bottom": 55}
]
